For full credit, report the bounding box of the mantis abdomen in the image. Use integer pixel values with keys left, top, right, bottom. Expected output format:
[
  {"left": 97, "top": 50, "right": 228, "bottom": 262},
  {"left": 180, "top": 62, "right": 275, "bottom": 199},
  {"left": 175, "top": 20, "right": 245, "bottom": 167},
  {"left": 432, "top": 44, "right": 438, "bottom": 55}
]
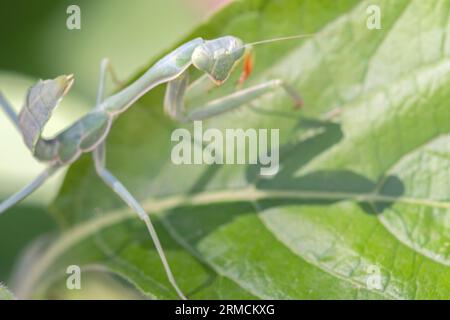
[{"left": 38, "top": 111, "right": 112, "bottom": 164}]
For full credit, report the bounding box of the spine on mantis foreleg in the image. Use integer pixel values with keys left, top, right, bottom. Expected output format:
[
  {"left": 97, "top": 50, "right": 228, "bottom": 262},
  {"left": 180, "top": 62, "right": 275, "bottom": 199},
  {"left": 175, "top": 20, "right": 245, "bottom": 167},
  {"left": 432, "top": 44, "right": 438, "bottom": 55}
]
[{"left": 163, "top": 71, "right": 190, "bottom": 122}]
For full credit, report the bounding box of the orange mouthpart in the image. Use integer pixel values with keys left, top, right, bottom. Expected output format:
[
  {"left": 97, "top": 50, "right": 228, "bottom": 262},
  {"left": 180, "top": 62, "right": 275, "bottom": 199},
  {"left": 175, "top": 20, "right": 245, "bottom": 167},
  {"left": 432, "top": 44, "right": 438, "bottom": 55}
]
[{"left": 237, "top": 53, "right": 254, "bottom": 86}]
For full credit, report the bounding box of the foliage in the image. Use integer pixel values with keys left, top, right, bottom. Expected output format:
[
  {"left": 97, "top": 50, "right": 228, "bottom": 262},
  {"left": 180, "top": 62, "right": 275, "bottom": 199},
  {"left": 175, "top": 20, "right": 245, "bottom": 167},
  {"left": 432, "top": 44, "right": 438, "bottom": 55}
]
[{"left": 13, "top": 0, "right": 450, "bottom": 299}]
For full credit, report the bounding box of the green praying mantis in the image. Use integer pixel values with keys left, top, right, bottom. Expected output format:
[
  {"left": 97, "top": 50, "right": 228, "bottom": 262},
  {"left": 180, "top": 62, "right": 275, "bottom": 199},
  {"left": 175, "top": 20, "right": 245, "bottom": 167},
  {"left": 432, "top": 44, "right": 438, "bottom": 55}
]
[{"left": 0, "top": 34, "right": 312, "bottom": 299}]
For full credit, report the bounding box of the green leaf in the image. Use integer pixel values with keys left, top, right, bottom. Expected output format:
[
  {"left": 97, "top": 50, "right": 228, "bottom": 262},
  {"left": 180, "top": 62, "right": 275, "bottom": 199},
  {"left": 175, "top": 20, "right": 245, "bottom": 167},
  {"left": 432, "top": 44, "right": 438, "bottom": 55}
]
[
  {"left": 0, "top": 283, "right": 15, "bottom": 300},
  {"left": 16, "top": 0, "right": 450, "bottom": 299}
]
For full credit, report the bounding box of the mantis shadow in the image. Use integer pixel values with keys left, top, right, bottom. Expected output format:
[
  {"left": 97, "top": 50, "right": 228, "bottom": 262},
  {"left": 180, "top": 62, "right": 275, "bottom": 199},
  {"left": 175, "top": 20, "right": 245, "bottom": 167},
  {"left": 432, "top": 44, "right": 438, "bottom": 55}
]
[
  {"left": 161, "top": 116, "right": 405, "bottom": 296},
  {"left": 242, "top": 116, "right": 404, "bottom": 213}
]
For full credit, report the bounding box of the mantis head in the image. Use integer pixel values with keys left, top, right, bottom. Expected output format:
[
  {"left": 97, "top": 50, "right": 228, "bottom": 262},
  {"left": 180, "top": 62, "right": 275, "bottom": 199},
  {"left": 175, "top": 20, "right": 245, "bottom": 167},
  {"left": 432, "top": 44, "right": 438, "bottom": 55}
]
[{"left": 192, "top": 36, "right": 248, "bottom": 85}]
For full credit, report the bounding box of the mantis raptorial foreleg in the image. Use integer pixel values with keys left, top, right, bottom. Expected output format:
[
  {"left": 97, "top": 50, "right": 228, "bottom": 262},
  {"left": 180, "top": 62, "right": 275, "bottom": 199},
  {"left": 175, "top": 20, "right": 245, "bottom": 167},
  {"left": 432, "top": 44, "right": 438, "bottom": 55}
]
[
  {"left": 165, "top": 70, "right": 303, "bottom": 122},
  {"left": 185, "top": 74, "right": 216, "bottom": 100},
  {"left": 187, "top": 79, "right": 302, "bottom": 120}
]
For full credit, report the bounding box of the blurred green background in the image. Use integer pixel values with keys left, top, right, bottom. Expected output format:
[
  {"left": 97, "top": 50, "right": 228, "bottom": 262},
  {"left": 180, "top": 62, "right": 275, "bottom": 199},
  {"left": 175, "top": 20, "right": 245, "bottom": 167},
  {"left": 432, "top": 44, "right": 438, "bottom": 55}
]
[{"left": 0, "top": 0, "right": 228, "bottom": 298}]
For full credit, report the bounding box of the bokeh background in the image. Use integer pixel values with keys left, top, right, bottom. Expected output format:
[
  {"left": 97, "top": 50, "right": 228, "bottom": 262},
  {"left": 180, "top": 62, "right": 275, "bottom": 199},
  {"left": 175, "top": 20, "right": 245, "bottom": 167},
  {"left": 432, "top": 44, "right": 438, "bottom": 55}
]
[{"left": 0, "top": 0, "right": 229, "bottom": 298}]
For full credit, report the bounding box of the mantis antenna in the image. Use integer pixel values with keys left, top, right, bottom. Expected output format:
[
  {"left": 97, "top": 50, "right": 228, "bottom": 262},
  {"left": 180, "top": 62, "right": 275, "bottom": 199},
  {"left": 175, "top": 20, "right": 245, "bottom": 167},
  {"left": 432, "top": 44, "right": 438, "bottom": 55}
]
[{"left": 246, "top": 33, "right": 315, "bottom": 47}]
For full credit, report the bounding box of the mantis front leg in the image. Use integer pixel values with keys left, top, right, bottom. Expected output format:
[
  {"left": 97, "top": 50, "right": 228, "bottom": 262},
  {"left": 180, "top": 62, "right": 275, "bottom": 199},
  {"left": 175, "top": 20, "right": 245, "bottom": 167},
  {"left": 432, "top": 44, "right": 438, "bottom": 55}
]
[{"left": 164, "top": 70, "right": 303, "bottom": 122}]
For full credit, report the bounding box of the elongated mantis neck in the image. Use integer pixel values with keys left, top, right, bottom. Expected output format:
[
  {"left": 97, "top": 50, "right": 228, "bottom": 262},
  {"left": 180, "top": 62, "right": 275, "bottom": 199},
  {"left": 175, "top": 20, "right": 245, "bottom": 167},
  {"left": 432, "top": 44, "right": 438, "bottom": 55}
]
[
  {"left": 100, "top": 69, "right": 169, "bottom": 115},
  {"left": 100, "top": 38, "right": 203, "bottom": 116},
  {"left": 105, "top": 68, "right": 161, "bottom": 113}
]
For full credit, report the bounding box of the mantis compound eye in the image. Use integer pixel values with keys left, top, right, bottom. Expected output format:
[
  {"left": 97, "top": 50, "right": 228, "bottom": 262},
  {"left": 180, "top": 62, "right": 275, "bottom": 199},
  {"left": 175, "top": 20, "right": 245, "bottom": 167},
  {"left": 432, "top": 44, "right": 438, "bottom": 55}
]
[{"left": 192, "top": 36, "right": 245, "bottom": 84}]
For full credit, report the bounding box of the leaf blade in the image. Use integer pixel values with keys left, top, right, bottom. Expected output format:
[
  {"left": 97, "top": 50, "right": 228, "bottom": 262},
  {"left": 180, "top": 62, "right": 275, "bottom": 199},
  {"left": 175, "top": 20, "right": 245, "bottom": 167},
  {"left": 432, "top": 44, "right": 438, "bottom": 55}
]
[{"left": 19, "top": 0, "right": 450, "bottom": 299}]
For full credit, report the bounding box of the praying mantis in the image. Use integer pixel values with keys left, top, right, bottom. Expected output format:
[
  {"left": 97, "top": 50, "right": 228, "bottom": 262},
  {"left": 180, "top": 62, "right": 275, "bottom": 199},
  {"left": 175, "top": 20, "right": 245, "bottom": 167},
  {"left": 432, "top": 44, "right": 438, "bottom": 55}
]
[{"left": 0, "top": 34, "right": 311, "bottom": 299}]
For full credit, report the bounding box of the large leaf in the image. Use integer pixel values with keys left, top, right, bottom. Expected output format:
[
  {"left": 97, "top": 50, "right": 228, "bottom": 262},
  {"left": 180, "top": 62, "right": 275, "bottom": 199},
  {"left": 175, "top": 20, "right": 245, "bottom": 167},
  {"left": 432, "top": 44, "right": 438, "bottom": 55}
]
[{"left": 14, "top": 0, "right": 450, "bottom": 299}]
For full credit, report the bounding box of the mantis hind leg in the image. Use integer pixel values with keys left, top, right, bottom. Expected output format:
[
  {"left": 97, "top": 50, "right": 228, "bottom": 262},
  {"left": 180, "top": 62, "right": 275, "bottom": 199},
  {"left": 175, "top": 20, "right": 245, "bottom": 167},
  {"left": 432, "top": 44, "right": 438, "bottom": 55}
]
[
  {"left": 92, "top": 145, "right": 187, "bottom": 300},
  {"left": 0, "top": 166, "right": 59, "bottom": 215},
  {"left": 164, "top": 72, "right": 303, "bottom": 122},
  {"left": 92, "top": 68, "right": 186, "bottom": 299},
  {"left": 0, "top": 92, "right": 20, "bottom": 132}
]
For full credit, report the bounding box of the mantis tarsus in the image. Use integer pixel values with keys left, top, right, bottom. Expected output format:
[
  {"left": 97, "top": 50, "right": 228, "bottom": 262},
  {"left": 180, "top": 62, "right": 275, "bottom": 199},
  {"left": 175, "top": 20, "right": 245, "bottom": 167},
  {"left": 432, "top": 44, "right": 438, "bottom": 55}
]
[{"left": 0, "top": 34, "right": 311, "bottom": 299}]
